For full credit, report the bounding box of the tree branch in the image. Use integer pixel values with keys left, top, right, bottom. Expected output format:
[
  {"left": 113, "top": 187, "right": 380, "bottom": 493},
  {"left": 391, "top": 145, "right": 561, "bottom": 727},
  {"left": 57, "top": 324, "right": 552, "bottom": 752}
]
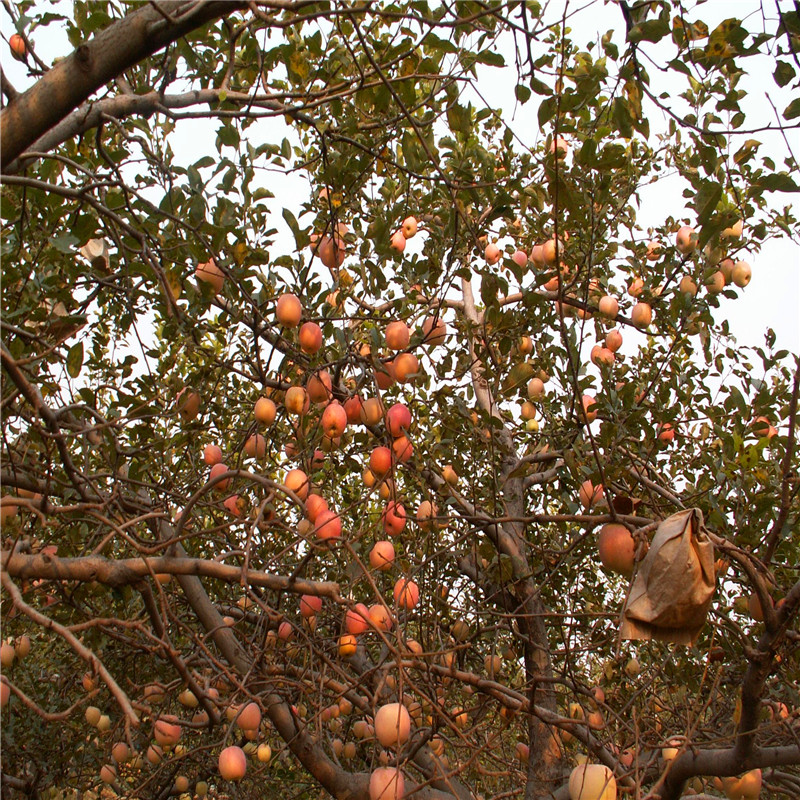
[{"left": 0, "top": 0, "right": 248, "bottom": 167}]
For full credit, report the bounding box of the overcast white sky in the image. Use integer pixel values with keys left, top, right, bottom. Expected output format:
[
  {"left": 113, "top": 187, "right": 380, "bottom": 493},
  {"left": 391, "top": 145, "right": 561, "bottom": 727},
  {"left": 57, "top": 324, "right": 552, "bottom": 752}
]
[{"left": 2, "top": 1, "right": 798, "bottom": 354}]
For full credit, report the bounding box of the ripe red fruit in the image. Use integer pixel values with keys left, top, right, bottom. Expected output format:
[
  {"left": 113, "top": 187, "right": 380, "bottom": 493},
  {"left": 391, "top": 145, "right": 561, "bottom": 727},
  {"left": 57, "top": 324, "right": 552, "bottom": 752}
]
[
  {"left": 581, "top": 394, "right": 598, "bottom": 424},
  {"left": 254, "top": 396, "right": 277, "bottom": 424},
  {"left": 307, "top": 370, "right": 333, "bottom": 404},
  {"left": 209, "top": 462, "right": 231, "bottom": 491},
  {"left": 299, "top": 321, "right": 323, "bottom": 354},
  {"left": 369, "top": 540, "right": 396, "bottom": 571},
  {"left": 598, "top": 295, "right": 619, "bottom": 318},
  {"left": 315, "top": 235, "right": 345, "bottom": 270},
  {"left": 9, "top": 34, "right": 27, "bottom": 60},
  {"left": 305, "top": 494, "right": 328, "bottom": 523},
  {"left": 321, "top": 401, "right": 348, "bottom": 438},
  {"left": 390, "top": 230, "right": 406, "bottom": 252},
  {"left": 203, "top": 444, "right": 223, "bottom": 465},
  {"left": 675, "top": 225, "right": 696, "bottom": 254},
  {"left": 605, "top": 329, "right": 623, "bottom": 352},
  {"left": 421, "top": 316, "right": 447, "bottom": 345},
  {"left": 370, "top": 766, "right": 405, "bottom": 800},
  {"left": 244, "top": 433, "right": 267, "bottom": 458},
  {"left": 383, "top": 501, "right": 407, "bottom": 537},
  {"left": 370, "top": 446, "right": 392, "bottom": 476},
  {"left": 579, "top": 479, "right": 604, "bottom": 509},
  {"left": 385, "top": 321, "right": 410, "bottom": 350},
  {"left": 385, "top": 403, "right": 411, "bottom": 437},
  {"left": 284, "top": 469, "right": 310, "bottom": 500},
  {"left": 374, "top": 703, "right": 411, "bottom": 747},
  {"left": 657, "top": 422, "right": 675, "bottom": 443},
  {"left": 597, "top": 523, "right": 636, "bottom": 578},
  {"left": 631, "top": 301, "right": 652, "bottom": 328},
  {"left": 393, "top": 352, "right": 419, "bottom": 383},
  {"left": 315, "top": 509, "right": 342, "bottom": 541},
  {"left": 345, "top": 603, "right": 371, "bottom": 635},
  {"left": 392, "top": 435, "right": 413, "bottom": 463},
  {"left": 195, "top": 258, "right": 224, "bottom": 293},
  {"left": 276, "top": 293, "right": 303, "bottom": 327},
  {"left": 402, "top": 216, "right": 418, "bottom": 239},
  {"left": 154, "top": 716, "right": 182, "bottom": 747},
  {"left": 393, "top": 578, "right": 420, "bottom": 610},
  {"left": 176, "top": 388, "right": 201, "bottom": 422},
  {"left": 236, "top": 701, "right": 261, "bottom": 731},
  {"left": 218, "top": 745, "right": 247, "bottom": 781},
  {"left": 300, "top": 594, "right": 323, "bottom": 617},
  {"left": 369, "top": 603, "right": 393, "bottom": 631},
  {"left": 344, "top": 395, "right": 364, "bottom": 424},
  {"left": 485, "top": 242, "right": 501, "bottom": 265}
]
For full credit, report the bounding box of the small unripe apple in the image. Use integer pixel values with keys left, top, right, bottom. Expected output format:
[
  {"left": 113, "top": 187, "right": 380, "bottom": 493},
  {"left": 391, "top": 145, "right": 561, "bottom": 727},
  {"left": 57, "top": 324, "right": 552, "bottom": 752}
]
[
  {"left": 276, "top": 293, "right": 303, "bottom": 327},
  {"left": 731, "top": 260, "right": 752, "bottom": 288},
  {"left": 9, "top": 34, "right": 27, "bottom": 60},
  {"left": 625, "top": 657, "right": 641, "bottom": 677},
  {"left": 721, "top": 219, "right": 743, "bottom": 239},
  {"left": 630, "top": 301, "right": 652, "bottom": 328},
  {"left": 402, "top": 216, "right": 418, "bottom": 239},
  {"left": 676, "top": 225, "right": 697, "bottom": 255},
  {"left": 254, "top": 396, "right": 276, "bottom": 424},
  {"left": 299, "top": 321, "right": 323, "bottom": 354},
  {"left": 646, "top": 239, "right": 662, "bottom": 260},
  {"left": 705, "top": 270, "right": 726, "bottom": 294},
  {"left": 512, "top": 249, "right": 528, "bottom": 267},
  {"left": 442, "top": 464, "right": 458, "bottom": 485},
  {"left": 390, "top": 230, "right": 406, "bottom": 252},
  {"left": 195, "top": 258, "right": 224, "bottom": 293},
  {"left": 679, "top": 275, "right": 698, "bottom": 296},
  {"left": 598, "top": 295, "right": 619, "bottom": 318}
]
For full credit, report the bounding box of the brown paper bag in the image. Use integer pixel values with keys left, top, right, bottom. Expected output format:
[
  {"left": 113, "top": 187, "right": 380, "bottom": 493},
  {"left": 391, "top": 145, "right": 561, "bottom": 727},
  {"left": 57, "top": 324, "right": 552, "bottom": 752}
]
[{"left": 620, "top": 508, "right": 715, "bottom": 645}]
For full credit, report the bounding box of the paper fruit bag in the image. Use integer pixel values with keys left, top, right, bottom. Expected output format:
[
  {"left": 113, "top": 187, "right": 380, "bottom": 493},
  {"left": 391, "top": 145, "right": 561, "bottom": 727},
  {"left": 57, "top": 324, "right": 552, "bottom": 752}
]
[{"left": 621, "top": 508, "right": 715, "bottom": 645}]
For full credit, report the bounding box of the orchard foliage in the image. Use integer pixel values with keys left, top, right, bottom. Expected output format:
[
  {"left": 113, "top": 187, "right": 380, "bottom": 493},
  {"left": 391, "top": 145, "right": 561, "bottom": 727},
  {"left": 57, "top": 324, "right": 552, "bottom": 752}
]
[{"left": 1, "top": 2, "right": 799, "bottom": 800}]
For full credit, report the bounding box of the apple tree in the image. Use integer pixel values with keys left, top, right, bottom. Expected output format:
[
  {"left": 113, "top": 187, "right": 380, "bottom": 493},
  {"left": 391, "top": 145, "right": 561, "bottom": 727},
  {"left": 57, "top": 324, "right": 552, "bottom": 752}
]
[{"left": 1, "top": 2, "right": 799, "bottom": 799}]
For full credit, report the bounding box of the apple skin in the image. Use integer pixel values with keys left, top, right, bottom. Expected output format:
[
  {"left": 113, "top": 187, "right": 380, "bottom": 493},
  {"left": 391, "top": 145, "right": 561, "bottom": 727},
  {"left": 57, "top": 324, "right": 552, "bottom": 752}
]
[
  {"left": 386, "top": 403, "right": 412, "bottom": 437},
  {"left": 299, "top": 321, "right": 323, "bottom": 354},
  {"left": 9, "top": 34, "right": 27, "bottom": 60},
  {"left": 276, "top": 293, "right": 303, "bottom": 327},
  {"left": 218, "top": 745, "right": 247, "bottom": 781},
  {"left": 597, "top": 523, "right": 636, "bottom": 578},
  {"left": 568, "top": 763, "right": 617, "bottom": 800},
  {"left": 374, "top": 702, "right": 412, "bottom": 748},
  {"left": 675, "top": 225, "right": 697, "bottom": 255},
  {"left": 369, "top": 766, "right": 405, "bottom": 800},
  {"left": 402, "top": 216, "right": 418, "bottom": 238}
]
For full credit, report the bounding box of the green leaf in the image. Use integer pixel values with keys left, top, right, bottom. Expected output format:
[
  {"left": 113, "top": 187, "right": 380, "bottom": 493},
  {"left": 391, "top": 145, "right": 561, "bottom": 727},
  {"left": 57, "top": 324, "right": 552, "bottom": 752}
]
[
  {"left": 66, "top": 341, "right": 84, "bottom": 379},
  {"left": 515, "top": 84, "right": 531, "bottom": 104},
  {"left": 773, "top": 60, "right": 796, "bottom": 88},
  {"left": 446, "top": 101, "right": 472, "bottom": 133},
  {"left": 758, "top": 173, "right": 799, "bottom": 192},
  {"left": 49, "top": 233, "right": 79, "bottom": 254},
  {"left": 693, "top": 180, "right": 723, "bottom": 225},
  {"left": 476, "top": 51, "right": 504, "bottom": 67},
  {"left": 537, "top": 96, "right": 556, "bottom": 127},
  {"left": 282, "top": 208, "right": 301, "bottom": 246},
  {"left": 628, "top": 17, "right": 671, "bottom": 44},
  {"left": 782, "top": 97, "right": 800, "bottom": 120}
]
